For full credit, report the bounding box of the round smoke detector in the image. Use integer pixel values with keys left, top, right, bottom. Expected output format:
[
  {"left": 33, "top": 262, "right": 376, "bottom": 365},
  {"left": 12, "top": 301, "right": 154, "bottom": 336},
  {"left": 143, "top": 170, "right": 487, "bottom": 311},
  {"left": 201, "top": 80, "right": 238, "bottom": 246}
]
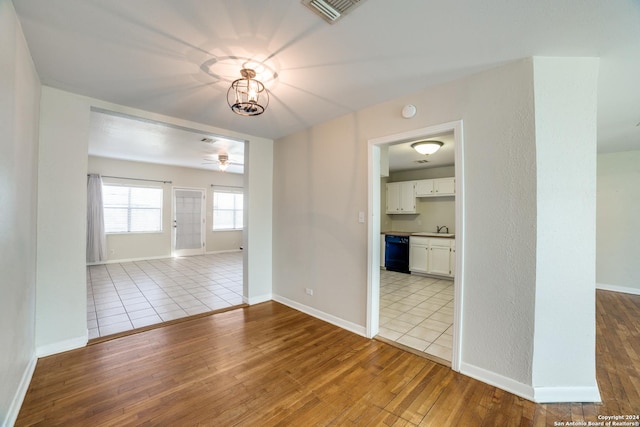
[{"left": 402, "top": 104, "right": 417, "bottom": 119}]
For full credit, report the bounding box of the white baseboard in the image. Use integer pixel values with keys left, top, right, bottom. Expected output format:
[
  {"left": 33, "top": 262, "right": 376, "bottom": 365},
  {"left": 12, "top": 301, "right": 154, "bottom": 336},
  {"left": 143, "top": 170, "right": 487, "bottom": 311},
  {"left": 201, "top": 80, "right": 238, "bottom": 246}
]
[
  {"left": 36, "top": 333, "right": 87, "bottom": 358},
  {"left": 460, "top": 362, "right": 602, "bottom": 403},
  {"left": 4, "top": 355, "right": 37, "bottom": 427},
  {"left": 533, "top": 385, "right": 601, "bottom": 403},
  {"left": 87, "top": 255, "right": 170, "bottom": 266},
  {"left": 243, "top": 293, "right": 272, "bottom": 305},
  {"left": 87, "top": 250, "right": 243, "bottom": 266},
  {"left": 460, "top": 362, "right": 534, "bottom": 401},
  {"left": 272, "top": 294, "right": 367, "bottom": 337},
  {"left": 205, "top": 249, "right": 242, "bottom": 255},
  {"left": 596, "top": 283, "right": 640, "bottom": 296}
]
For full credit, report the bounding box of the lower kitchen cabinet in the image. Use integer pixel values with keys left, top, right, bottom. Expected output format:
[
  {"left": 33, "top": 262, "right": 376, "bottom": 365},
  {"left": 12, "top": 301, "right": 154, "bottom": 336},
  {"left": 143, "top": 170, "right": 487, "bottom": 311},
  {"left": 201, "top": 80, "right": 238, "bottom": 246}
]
[
  {"left": 409, "top": 236, "right": 455, "bottom": 277},
  {"left": 428, "top": 240, "right": 451, "bottom": 276},
  {"left": 409, "top": 239, "right": 428, "bottom": 273}
]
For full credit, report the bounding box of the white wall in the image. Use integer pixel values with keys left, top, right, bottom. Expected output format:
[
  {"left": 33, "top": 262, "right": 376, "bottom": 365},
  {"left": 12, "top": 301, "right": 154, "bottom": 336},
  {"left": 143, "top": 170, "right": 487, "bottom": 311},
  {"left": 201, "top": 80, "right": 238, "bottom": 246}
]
[
  {"left": 273, "top": 113, "right": 369, "bottom": 333},
  {"left": 36, "top": 87, "right": 91, "bottom": 356},
  {"left": 243, "top": 138, "right": 274, "bottom": 304},
  {"left": 0, "top": 1, "right": 40, "bottom": 424},
  {"left": 596, "top": 150, "right": 640, "bottom": 295},
  {"left": 531, "top": 57, "right": 600, "bottom": 402},
  {"left": 88, "top": 156, "right": 244, "bottom": 261},
  {"left": 35, "top": 88, "right": 273, "bottom": 358},
  {"left": 272, "top": 57, "right": 600, "bottom": 402}
]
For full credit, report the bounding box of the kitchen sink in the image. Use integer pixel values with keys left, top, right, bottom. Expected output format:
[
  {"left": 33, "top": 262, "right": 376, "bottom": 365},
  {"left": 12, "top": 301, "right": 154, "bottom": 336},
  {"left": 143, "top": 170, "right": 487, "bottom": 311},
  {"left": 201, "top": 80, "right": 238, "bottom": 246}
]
[{"left": 411, "top": 232, "right": 455, "bottom": 237}]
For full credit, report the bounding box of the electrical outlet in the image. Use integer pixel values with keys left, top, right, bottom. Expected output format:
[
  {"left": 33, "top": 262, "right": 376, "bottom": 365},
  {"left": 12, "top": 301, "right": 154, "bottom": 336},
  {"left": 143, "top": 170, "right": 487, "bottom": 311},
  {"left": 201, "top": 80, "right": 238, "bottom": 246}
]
[
  {"left": 305, "top": 288, "right": 314, "bottom": 296},
  {"left": 358, "top": 211, "right": 365, "bottom": 223}
]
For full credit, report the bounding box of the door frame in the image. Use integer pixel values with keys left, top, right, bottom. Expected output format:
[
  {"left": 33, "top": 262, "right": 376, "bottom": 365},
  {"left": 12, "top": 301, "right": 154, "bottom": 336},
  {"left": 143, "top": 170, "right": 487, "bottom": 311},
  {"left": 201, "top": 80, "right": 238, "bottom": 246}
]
[
  {"left": 171, "top": 186, "right": 206, "bottom": 257},
  {"left": 366, "top": 120, "right": 465, "bottom": 372}
]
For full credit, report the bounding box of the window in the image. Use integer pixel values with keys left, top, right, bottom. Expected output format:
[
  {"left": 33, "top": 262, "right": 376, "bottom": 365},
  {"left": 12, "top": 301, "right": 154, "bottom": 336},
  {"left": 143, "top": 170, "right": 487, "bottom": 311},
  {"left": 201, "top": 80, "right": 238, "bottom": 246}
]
[
  {"left": 103, "top": 185, "right": 163, "bottom": 233},
  {"left": 213, "top": 189, "right": 243, "bottom": 230}
]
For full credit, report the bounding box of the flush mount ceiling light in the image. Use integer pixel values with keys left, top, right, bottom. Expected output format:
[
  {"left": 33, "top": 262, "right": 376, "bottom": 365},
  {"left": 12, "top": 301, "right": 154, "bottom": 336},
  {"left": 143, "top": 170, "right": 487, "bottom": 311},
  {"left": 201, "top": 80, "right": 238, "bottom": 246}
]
[
  {"left": 227, "top": 68, "right": 269, "bottom": 116},
  {"left": 411, "top": 140, "right": 444, "bottom": 155}
]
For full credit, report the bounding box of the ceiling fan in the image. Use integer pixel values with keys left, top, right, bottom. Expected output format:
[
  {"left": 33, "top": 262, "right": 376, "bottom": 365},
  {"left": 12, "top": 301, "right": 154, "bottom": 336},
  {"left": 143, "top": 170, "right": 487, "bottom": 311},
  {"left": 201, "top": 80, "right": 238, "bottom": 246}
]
[{"left": 202, "top": 153, "right": 242, "bottom": 172}]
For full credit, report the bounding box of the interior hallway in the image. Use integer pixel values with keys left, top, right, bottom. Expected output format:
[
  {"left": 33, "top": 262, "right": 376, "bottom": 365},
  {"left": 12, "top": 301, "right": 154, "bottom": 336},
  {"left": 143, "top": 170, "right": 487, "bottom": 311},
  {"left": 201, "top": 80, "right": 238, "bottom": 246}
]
[{"left": 87, "top": 252, "right": 243, "bottom": 338}]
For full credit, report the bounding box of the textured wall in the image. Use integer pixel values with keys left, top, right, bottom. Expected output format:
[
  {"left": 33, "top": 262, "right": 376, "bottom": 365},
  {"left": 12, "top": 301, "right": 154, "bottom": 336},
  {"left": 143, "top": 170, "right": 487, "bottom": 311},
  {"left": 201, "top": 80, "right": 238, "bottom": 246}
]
[
  {"left": 531, "top": 57, "right": 599, "bottom": 400},
  {"left": 274, "top": 59, "right": 539, "bottom": 385},
  {"left": 273, "top": 57, "right": 600, "bottom": 401},
  {"left": 0, "top": 1, "right": 40, "bottom": 424},
  {"left": 597, "top": 150, "right": 640, "bottom": 294}
]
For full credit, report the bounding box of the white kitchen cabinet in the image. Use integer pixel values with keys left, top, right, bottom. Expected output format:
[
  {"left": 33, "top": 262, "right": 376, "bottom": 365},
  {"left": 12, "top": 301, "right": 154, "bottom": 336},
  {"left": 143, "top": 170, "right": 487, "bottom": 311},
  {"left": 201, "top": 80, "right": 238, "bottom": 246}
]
[
  {"left": 409, "top": 237, "right": 429, "bottom": 273},
  {"left": 435, "top": 177, "right": 455, "bottom": 195},
  {"left": 415, "top": 180, "right": 434, "bottom": 197},
  {"left": 428, "top": 238, "right": 452, "bottom": 276},
  {"left": 410, "top": 236, "right": 455, "bottom": 277},
  {"left": 415, "top": 177, "right": 455, "bottom": 197},
  {"left": 386, "top": 181, "right": 416, "bottom": 214},
  {"left": 450, "top": 240, "right": 456, "bottom": 277}
]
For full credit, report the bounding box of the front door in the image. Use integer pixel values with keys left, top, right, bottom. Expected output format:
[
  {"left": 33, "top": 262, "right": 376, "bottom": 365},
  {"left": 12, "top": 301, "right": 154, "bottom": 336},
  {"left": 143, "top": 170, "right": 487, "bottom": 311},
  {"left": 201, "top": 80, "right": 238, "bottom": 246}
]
[{"left": 173, "top": 188, "right": 205, "bottom": 257}]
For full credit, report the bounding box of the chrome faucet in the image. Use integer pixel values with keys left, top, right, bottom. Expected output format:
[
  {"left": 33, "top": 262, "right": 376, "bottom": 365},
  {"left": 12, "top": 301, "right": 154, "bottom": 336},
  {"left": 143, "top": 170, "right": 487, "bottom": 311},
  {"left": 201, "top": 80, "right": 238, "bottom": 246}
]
[{"left": 437, "top": 225, "right": 449, "bottom": 234}]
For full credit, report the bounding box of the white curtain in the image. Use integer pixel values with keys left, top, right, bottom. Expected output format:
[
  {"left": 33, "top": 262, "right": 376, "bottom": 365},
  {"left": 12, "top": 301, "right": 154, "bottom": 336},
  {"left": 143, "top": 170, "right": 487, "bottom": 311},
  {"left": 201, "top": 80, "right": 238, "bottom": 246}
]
[{"left": 87, "top": 174, "right": 107, "bottom": 263}]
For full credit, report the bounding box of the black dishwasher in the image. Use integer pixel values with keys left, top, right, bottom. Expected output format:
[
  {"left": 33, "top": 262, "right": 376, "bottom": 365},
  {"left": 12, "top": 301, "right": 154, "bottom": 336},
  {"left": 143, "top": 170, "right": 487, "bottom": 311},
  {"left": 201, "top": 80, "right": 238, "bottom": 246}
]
[{"left": 384, "top": 234, "right": 410, "bottom": 273}]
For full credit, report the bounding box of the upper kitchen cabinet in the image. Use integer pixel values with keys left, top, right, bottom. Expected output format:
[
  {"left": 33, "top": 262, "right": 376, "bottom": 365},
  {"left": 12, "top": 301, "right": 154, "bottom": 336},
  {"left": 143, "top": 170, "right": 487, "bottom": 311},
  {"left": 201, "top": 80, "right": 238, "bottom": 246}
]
[
  {"left": 386, "top": 181, "right": 416, "bottom": 214},
  {"left": 415, "top": 177, "right": 455, "bottom": 197}
]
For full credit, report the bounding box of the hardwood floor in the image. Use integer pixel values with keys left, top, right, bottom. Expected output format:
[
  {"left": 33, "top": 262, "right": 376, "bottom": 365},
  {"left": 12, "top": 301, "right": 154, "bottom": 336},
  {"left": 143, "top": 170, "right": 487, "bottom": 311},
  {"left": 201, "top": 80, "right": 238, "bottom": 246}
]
[{"left": 16, "top": 290, "right": 640, "bottom": 426}]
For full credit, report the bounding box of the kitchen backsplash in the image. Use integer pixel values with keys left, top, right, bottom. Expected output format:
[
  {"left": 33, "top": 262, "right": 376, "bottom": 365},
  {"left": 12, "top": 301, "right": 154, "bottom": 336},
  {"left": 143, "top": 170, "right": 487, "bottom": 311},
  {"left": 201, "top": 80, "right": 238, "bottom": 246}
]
[{"left": 383, "top": 197, "right": 455, "bottom": 233}]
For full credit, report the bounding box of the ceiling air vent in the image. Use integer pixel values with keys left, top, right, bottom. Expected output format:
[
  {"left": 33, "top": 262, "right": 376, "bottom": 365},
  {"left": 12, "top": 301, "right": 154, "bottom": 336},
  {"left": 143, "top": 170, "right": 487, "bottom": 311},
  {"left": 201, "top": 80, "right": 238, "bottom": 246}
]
[
  {"left": 302, "top": 0, "right": 366, "bottom": 24},
  {"left": 415, "top": 159, "right": 430, "bottom": 164}
]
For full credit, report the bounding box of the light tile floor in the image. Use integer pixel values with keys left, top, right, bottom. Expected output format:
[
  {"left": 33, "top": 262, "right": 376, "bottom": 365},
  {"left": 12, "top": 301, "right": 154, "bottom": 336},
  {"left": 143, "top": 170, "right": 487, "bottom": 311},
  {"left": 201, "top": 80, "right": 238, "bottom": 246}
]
[
  {"left": 87, "top": 252, "right": 243, "bottom": 338},
  {"left": 378, "top": 269, "right": 454, "bottom": 361}
]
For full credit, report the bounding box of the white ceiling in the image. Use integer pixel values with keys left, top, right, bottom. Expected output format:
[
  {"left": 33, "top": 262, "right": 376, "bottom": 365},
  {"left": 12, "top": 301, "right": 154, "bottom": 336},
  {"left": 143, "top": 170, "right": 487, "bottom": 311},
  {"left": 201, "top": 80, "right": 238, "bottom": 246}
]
[
  {"left": 13, "top": 0, "right": 640, "bottom": 171},
  {"left": 89, "top": 109, "right": 246, "bottom": 173},
  {"left": 389, "top": 133, "right": 455, "bottom": 172}
]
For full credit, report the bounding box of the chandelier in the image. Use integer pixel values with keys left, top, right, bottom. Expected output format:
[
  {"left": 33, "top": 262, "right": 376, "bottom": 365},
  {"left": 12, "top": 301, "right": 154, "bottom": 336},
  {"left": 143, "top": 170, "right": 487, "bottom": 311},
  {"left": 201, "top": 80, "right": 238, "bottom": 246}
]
[{"left": 227, "top": 68, "right": 269, "bottom": 116}]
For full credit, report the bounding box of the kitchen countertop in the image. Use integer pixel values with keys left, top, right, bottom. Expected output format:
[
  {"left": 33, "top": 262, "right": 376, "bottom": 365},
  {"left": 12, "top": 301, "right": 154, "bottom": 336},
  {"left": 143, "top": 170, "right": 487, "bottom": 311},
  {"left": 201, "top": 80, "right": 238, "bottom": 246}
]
[
  {"left": 380, "top": 231, "right": 412, "bottom": 236},
  {"left": 382, "top": 231, "right": 455, "bottom": 238}
]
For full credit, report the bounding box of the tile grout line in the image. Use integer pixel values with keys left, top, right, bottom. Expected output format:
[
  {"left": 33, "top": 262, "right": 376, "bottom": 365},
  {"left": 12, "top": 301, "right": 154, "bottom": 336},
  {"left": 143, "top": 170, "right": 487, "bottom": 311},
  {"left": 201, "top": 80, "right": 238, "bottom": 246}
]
[
  {"left": 379, "top": 271, "right": 454, "bottom": 359},
  {"left": 88, "top": 253, "right": 244, "bottom": 338}
]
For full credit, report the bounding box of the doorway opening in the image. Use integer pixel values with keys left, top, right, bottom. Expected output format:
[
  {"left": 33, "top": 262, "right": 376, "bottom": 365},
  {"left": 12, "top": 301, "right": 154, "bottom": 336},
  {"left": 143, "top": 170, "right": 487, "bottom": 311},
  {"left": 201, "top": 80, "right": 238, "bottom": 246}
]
[
  {"left": 86, "top": 108, "right": 249, "bottom": 340},
  {"left": 367, "top": 121, "right": 464, "bottom": 371},
  {"left": 172, "top": 188, "right": 206, "bottom": 257}
]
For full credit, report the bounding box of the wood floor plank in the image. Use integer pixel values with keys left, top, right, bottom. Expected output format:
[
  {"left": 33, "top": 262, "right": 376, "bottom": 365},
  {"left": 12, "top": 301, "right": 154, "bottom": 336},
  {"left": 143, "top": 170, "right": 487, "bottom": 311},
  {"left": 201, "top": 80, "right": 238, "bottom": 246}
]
[{"left": 15, "top": 291, "right": 640, "bottom": 426}]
